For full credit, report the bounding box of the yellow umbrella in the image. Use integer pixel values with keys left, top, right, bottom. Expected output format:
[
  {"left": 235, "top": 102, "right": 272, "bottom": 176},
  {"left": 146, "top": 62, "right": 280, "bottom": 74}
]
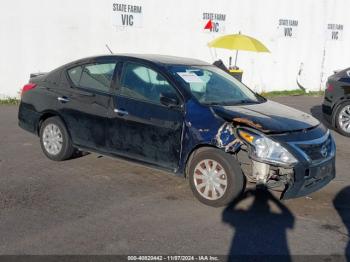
[{"left": 208, "top": 33, "right": 270, "bottom": 67}]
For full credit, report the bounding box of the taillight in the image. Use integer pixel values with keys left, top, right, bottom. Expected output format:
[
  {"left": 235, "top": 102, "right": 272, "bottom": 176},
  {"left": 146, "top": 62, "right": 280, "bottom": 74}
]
[
  {"left": 326, "top": 82, "right": 334, "bottom": 92},
  {"left": 21, "top": 83, "right": 37, "bottom": 97}
]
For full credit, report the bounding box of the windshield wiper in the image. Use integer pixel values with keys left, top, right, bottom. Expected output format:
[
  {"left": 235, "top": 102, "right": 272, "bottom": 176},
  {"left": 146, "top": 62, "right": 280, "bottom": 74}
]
[
  {"left": 237, "top": 99, "right": 258, "bottom": 104},
  {"left": 204, "top": 99, "right": 260, "bottom": 106}
]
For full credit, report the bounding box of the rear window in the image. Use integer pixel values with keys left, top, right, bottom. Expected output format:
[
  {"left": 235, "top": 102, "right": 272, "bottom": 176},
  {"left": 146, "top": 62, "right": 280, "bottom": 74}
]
[
  {"left": 68, "top": 66, "right": 83, "bottom": 86},
  {"left": 67, "top": 63, "right": 116, "bottom": 92}
]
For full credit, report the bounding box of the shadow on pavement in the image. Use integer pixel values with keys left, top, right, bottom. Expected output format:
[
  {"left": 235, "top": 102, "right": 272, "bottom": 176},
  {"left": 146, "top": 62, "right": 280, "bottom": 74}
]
[
  {"left": 333, "top": 186, "right": 350, "bottom": 260},
  {"left": 70, "top": 150, "right": 90, "bottom": 160},
  {"left": 222, "top": 188, "right": 294, "bottom": 260}
]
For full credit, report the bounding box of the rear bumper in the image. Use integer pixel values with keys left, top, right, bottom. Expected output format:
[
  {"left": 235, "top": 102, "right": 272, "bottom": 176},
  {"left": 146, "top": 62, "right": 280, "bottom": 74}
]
[
  {"left": 281, "top": 157, "right": 335, "bottom": 199},
  {"left": 18, "top": 102, "right": 41, "bottom": 135}
]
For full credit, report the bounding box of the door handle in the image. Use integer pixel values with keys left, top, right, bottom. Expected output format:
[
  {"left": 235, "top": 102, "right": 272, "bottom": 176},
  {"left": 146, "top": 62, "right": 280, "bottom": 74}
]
[
  {"left": 114, "top": 108, "right": 129, "bottom": 116},
  {"left": 57, "top": 96, "right": 70, "bottom": 103}
]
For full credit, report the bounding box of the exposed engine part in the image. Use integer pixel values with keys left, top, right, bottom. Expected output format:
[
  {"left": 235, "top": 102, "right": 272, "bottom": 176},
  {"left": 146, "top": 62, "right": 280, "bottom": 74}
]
[
  {"left": 252, "top": 160, "right": 270, "bottom": 185},
  {"left": 224, "top": 138, "right": 241, "bottom": 152},
  {"left": 236, "top": 138, "right": 294, "bottom": 193},
  {"left": 215, "top": 122, "right": 293, "bottom": 194},
  {"left": 236, "top": 145, "right": 253, "bottom": 179}
]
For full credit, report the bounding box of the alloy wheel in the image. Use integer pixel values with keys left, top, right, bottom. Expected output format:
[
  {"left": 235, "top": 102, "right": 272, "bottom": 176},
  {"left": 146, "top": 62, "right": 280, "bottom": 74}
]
[{"left": 339, "top": 105, "right": 350, "bottom": 133}]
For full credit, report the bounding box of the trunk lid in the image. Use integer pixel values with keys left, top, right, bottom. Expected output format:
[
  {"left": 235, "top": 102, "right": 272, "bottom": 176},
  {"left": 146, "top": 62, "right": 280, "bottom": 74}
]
[{"left": 29, "top": 72, "right": 47, "bottom": 83}]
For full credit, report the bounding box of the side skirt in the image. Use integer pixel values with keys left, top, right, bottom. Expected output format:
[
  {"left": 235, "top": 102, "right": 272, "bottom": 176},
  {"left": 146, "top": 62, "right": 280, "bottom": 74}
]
[{"left": 74, "top": 144, "right": 185, "bottom": 177}]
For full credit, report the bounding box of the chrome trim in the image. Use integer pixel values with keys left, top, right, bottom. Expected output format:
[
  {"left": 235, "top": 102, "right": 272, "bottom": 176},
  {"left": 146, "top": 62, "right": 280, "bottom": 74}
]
[
  {"left": 114, "top": 109, "right": 129, "bottom": 116},
  {"left": 57, "top": 96, "right": 69, "bottom": 103}
]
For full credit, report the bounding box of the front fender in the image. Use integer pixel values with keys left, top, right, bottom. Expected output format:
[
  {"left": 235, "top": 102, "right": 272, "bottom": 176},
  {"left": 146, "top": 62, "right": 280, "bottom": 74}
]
[{"left": 178, "top": 100, "right": 243, "bottom": 175}]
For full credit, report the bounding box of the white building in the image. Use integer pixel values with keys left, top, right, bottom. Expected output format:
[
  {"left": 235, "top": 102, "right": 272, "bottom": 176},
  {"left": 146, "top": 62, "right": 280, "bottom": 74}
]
[{"left": 0, "top": 0, "right": 349, "bottom": 98}]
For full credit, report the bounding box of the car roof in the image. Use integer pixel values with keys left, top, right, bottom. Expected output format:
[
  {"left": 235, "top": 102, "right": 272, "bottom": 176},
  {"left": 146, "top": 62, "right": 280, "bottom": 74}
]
[
  {"left": 67, "top": 54, "right": 211, "bottom": 67},
  {"left": 121, "top": 54, "right": 211, "bottom": 66}
]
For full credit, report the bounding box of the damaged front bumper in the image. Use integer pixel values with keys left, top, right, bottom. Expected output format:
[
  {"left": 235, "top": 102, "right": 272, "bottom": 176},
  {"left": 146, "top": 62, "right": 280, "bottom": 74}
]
[
  {"left": 280, "top": 130, "right": 336, "bottom": 199},
  {"left": 216, "top": 121, "right": 336, "bottom": 199},
  {"left": 245, "top": 129, "right": 336, "bottom": 200},
  {"left": 281, "top": 157, "right": 335, "bottom": 199}
]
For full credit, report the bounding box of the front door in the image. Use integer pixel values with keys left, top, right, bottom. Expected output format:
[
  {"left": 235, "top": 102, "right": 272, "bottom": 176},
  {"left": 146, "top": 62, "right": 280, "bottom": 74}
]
[{"left": 107, "top": 61, "right": 184, "bottom": 170}]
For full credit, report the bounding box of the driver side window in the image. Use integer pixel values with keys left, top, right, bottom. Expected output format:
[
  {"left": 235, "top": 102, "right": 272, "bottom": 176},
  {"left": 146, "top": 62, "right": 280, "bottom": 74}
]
[{"left": 120, "top": 62, "right": 178, "bottom": 105}]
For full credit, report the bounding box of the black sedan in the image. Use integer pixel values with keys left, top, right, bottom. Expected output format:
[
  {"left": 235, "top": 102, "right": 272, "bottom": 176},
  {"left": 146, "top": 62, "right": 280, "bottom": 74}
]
[
  {"left": 19, "top": 54, "right": 336, "bottom": 206},
  {"left": 323, "top": 67, "right": 350, "bottom": 136}
]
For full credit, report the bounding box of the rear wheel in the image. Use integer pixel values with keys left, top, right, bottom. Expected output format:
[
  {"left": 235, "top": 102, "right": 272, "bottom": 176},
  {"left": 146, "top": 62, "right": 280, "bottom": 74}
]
[
  {"left": 188, "top": 148, "right": 244, "bottom": 207},
  {"left": 40, "top": 116, "right": 75, "bottom": 161},
  {"left": 335, "top": 101, "right": 350, "bottom": 137}
]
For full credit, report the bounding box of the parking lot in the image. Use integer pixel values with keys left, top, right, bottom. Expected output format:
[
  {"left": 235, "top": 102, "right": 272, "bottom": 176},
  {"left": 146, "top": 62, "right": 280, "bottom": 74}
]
[{"left": 0, "top": 95, "right": 349, "bottom": 256}]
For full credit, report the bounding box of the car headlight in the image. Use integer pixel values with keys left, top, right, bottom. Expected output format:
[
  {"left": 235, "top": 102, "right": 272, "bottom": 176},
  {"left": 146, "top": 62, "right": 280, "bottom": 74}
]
[{"left": 238, "top": 129, "right": 298, "bottom": 165}]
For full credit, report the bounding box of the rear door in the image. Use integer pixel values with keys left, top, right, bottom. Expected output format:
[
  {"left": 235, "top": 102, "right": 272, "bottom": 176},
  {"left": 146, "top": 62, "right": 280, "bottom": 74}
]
[
  {"left": 107, "top": 61, "right": 184, "bottom": 170},
  {"left": 59, "top": 59, "right": 118, "bottom": 150}
]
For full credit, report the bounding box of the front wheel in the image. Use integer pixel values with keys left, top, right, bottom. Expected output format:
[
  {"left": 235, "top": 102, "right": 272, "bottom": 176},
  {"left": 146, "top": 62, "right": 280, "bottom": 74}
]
[{"left": 188, "top": 148, "right": 244, "bottom": 207}]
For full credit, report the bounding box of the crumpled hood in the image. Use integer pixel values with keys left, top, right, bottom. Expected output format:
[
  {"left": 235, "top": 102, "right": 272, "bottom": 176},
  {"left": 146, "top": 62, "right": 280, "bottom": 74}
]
[{"left": 212, "top": 100, "right": 320, "bottom": 133}]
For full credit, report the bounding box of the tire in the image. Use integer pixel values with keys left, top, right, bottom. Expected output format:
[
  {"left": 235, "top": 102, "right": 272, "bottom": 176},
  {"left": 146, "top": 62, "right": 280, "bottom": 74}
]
[
  {"left": 39, "top": 116, "right": 75, "bottom": 161},
  {"left": 335, "top": 101, "right": 350, "bottom": 137},
  {"left": 188, "top": 147, "right": 244, "bottom": 207}
]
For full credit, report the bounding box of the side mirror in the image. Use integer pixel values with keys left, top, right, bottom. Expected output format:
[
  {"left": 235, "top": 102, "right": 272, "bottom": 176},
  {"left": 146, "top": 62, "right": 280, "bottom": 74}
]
[{"left": 160, "top": 92, "right": 180, "bottom": 108}]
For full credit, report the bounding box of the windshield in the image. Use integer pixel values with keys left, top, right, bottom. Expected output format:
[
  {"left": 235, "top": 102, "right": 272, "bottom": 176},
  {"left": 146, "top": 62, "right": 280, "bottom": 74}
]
[{"left": 168, "top": 65, "right": 263, "bottom": 105}]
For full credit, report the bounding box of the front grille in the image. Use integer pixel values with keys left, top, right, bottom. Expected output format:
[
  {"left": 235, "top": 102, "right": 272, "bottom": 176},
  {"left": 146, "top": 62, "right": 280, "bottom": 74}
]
[{"left": 297, "top": 135, "right": 333, "bottom": 162}]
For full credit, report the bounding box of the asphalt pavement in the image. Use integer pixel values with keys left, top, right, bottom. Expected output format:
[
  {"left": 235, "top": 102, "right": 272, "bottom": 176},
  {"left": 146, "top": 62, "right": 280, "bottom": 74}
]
[{"left": 0, "top": 96, "right": 349, "bottom": 256}]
